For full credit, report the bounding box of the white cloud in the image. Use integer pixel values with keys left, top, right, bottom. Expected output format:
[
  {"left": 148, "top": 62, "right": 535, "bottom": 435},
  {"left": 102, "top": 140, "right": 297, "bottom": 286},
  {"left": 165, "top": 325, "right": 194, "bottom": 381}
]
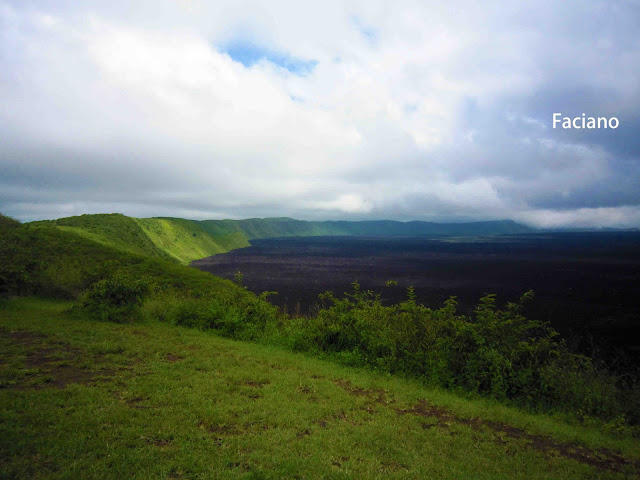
[
  {"left": 0, "top": 0, "right": 638, "bottom": 227},
  {"left": 519, "top": 206, "right": 640, "bottom": 229},
  {"left": 306, "top": 193, "right": 373, "bottom": 214}
]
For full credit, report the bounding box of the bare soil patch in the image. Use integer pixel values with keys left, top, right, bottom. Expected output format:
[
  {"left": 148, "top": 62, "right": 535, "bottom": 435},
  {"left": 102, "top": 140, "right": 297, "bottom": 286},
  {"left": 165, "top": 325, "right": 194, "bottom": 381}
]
[
  {"left": 165, "top": 353, "right": 183, "bottom": 362},
  {"left": 1, "top": 328, "right": 123, "bottom": 390}
]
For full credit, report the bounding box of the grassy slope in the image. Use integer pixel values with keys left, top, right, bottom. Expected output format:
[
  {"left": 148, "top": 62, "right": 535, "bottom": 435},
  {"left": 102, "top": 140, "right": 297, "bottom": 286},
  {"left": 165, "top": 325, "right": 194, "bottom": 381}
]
[
  {"left": 134, "top": 217, "right": 250, "bottom": 264},
  {"left": 1, "top": 297, "right": 639, "bottom": 480},
  {"left": 29, "top": 214, "right": 251, "bottom": 265},
  {"left": 1, "top": 220, "right": 240, "bottom": 298},
  {"left": 30, "top": 214, "right": 172, "bottom": 260}
]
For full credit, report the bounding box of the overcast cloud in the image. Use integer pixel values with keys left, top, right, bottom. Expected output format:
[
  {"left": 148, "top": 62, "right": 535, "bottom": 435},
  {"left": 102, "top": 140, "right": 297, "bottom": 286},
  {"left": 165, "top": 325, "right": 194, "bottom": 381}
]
[{"left": 1, "top": 0, "right": 639, "bottom": 227}]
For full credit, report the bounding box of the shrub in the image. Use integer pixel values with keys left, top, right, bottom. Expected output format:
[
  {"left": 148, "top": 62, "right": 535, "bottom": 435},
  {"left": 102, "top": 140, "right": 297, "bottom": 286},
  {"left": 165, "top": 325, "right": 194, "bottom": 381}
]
[
  {"left": 140, "top": 287, "right": 280, "bottom": 341},
  {"left": 79, "top": 273, "right": 150, "bottom": 323},
  {"left": 0, "top": 231, "right": 43, "bottom": 297}
]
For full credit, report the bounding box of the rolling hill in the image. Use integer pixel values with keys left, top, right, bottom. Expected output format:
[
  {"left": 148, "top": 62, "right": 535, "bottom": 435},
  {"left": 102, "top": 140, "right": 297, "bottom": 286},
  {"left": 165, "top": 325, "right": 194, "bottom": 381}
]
[{"left": 2, "top": 214, "right": 241, "bottom": 299}]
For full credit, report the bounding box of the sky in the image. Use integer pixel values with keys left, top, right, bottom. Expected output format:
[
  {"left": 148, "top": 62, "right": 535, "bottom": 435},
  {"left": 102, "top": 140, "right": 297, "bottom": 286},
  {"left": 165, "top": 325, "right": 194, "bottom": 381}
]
[{"left": 1, "top": 0, "right": 639, "bottom": 228}]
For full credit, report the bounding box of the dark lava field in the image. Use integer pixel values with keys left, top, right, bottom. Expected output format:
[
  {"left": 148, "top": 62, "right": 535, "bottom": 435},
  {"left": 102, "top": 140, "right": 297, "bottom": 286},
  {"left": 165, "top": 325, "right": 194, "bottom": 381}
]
[{"left": 192, "top": 232, "right": 640, "bottom": 353}]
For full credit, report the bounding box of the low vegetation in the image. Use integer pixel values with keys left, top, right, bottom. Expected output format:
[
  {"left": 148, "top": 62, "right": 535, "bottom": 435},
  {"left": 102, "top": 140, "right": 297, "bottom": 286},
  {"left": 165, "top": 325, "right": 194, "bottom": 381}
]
[
  {"left": 2, "top": 297, "right": 640, "bottom": 478},
  {"left": 1, "top": 212, "right": 639, "bottom": 478}
]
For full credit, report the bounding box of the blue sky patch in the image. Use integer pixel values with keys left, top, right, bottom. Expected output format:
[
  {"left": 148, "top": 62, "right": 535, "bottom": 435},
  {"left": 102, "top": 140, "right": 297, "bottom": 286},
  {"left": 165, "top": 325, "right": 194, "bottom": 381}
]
[
  {"left": 222, "top": 41, "right": 317, "bottom": 75},
  {"left": 351, "top": 15, "right": 378, "bottom": 46}
]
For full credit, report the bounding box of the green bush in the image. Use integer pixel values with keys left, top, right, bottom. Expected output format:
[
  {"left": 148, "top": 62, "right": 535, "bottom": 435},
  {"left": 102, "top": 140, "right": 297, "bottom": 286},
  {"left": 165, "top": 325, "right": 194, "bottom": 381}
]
[
  {"left": 0, "top": 228, "right": 43, "bottom": 297},
  {"left": 141, "top": 288, "right": 280, "bottom": 341},
  {"left": 79, "top": 274, "right": 150, "bottom": 323}
]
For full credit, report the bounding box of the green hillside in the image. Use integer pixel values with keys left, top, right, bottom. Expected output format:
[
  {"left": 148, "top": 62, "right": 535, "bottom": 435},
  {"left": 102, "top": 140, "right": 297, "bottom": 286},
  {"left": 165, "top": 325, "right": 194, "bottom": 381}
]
[
  {"left": 134, "top": 217, "right": 250, "bottom": 264},
  {"left": 1, "top": 218, "right": 241, "bottom": 299},
  {"left": 30, "top": 214, "right": 172, "bottom": 260},
  {"left": 196, "top": 217, "right": 340, "bottom": 239},
  {"left": 30, "top": 214, "right": 251, "bottom": 265}
]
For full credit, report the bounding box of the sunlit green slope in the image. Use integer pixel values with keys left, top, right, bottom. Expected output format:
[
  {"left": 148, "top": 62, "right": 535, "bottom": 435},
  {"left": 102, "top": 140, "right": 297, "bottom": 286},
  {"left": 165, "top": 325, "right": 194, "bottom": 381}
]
[
  {"left": 29, "top": 214, "right": 250, "bottom": 265},
  {"left": 134, "top": 217, "right": 249, "bottom": 264},
  {"left": 30, "top": 214, "right": 170, "bottom": 259},
  {"left": 1, "top": 217, "right": 240, "bottom": 298}
]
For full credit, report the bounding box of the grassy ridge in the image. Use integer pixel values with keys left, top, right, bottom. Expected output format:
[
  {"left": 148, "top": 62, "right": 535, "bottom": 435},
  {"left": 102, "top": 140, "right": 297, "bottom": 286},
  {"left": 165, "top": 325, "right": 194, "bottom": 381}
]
[
  {"left": 1, "top": 218, "right": 241, "bottom": 299},
  {"left": 29, "top": 214, "right": 251, "bottom": 265},
  {"left": 1, "top": 297, "right": 639, "bottom": 479},
  {"left": 31, "top": 214, "right": 171, "bottom": 260},
  {"left": 134, "top": 217, "right": 250, "bottom": 264}
]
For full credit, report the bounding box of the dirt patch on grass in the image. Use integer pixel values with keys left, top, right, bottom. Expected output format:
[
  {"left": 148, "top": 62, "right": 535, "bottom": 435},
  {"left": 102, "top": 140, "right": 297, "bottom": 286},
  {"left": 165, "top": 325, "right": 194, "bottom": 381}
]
[
  {"left": 397, "top": 399, "right": 640, "bottom": 473},
  {"left": 1, "top": 328, "right": 126, "bottom": 390},
  {"left": 331, "top": 456, "right": 350, "bottom": 468},
  {"left": 165, "top": 353, "right": 183, "bottom": 362},
  {"left": 243, "top": 380, "right": 269, "bottom": 388},
  {"left": 8, "top": 330, "right": 48, "bottom": 345},
  {"left": 200, "top": 420, "right": 273, "bottom": 443},
  {"left": 143, "top": 435, "right": 172, "bottom": 447},
  {"left": 485, "top": 419, "right": 638, "bottom": 474},
  {"left": 332, "top": 379, "right": 392, "bottom": 405},
  {"left": 314, "top": 409, "right": 359, "bottom": 429}
]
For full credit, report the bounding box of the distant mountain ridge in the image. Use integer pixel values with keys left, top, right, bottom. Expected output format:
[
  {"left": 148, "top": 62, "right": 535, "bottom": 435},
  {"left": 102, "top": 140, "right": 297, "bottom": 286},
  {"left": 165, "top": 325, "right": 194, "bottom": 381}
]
[
  {"left": 28, "top": 214, "right": 533, "bottom": 264},
  {"left": 177, "top": 217, "right": 533, "bottom": 240}
]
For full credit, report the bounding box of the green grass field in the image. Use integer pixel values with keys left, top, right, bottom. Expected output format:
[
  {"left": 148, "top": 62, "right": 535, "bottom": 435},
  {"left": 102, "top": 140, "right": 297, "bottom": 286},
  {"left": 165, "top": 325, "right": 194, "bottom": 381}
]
[{"left": 2, "top": 297, "right": 639, "bottom": 479}]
